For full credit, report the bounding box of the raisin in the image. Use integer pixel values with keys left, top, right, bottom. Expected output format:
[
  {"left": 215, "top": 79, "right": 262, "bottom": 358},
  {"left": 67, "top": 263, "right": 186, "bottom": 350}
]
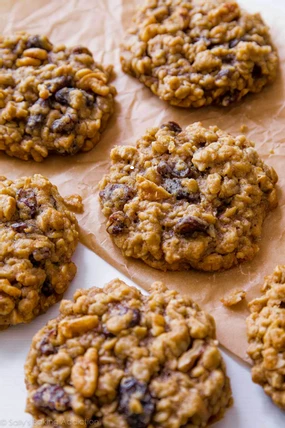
[
  {"left": 157, "top": 160, "right": 196, "bottom": 180},
  {"left": 82, "top": 90, "right": 95, "bottom": 107},
  {"left": 29, "top": 254, "right": 40, "bottom": 267},
  {"left": 71, "top": 46, "right": 92, "bottom": 56},
  {"left": 26, "top": 114, "right": 45, "bottom": 131},
  {"left": 99, "top": 184, "right": 134, "bottom": 210},
  {"left": 279, "top": 301, "right": 285, "bottom": 309},
  {"left": 41, "top": 281, "right": 54, "bottom": 297},
  {"left": 129, "top": 309, "right": 141, "bottom": 327},
  {"left": 35, "top": 98, "right": 50, "bottom": 110},
  {"left": 64, "top": 141, "right": 81, "bottom": 155},
  {"left": 216, "top": 69, "right": 232, "bottom": 79},
  {"left": 185, "top": 193, "right": 201, "bottom": 203},
  {"left": 107, "top": 212, "right": 129, "bottom": 235},
  {"left": 51, "top": 114, "right": 77, "bottom": 133},
  {"left": 221, "top": 90, "right": 240, "bottom": 107},
  {"left": 252, "top": 64, "right": 262, "bottom": 79},
  {"left": 32, "top": 384, "right": 70, "bottom": 412},
  {"left": 11, "top": 222, "right": 27, "bottom": 232},
  {"left": 116, "top": 306, "right": 141, "bottom": 327},
  {"left": 161, "top": 121, "right": 182, "bottom": 133},
  {"left": 47, "top": 76, "right": 72, "bottom": 93},
  {"left": 174, "top": 216, "right": 209, "bottom": 236},
  {"left": 32, "top": 247, "right": 51, "bottom": 262},
  {"left": 16, "top": 189, "right": 37, "bottom": 218},
  {"left": 172, "top": 163, "right": 195, "bottom": 179},
  {"left": 157, "top": 161, "right": 173, "bottom": 177},
  {"left": 216, "top": 199, "right": 233, "bottom": 217},
  {"left": 118, "top": 377, "right": 155, "bottom": 428},
  {"left": 88, "top": 419, "right": 100, "bottom": 427},
  {"left": 163, "top": 178, "right": 194, "bottom": 200},
  {"left": 222, "top": 54, "right": 235, "bottom": 64},
  {"left": 229, "top": 39, "right": 240, "bottom": 48},
  {"left": 54, "top": 87, "right": 73, "bottom": 105},
  {"left": 192, "top": 37, "right": 212, "bottom": 47},
  {"left": 26, "top": 35, "right": 53, "bottom": 51},
  {"left": 38, "top": 333, "right": 56, "bottom": 356},
  {"left": 55, "top": 87, "right": 95, "bottom": 107}
]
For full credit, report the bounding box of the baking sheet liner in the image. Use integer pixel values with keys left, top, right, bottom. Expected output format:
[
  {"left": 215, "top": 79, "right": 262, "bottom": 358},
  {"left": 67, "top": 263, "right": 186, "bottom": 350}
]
[{"left": 1, "top": 0, "right": 285, "bottom": 361}]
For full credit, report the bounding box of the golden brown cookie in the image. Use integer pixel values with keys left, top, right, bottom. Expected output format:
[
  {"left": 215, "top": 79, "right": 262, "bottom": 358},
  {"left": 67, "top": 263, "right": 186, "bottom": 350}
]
[
  {"left": 0, "top": 174, "right": 80, "bottom": 327},
  {"left": 25, "top": 280, "right": 232, "bottom": 427},
  {"left": 247, "top": 265, "right": 285, "bottom": 409},
  {"left": 99, "top": 122, "right": 278, "bottom": 271},
  {"left": 0, "top": 32, "right": 116, "bottom": 161},
  {"left": 121, "top": 0, "right": 278, "bottom": 107}
]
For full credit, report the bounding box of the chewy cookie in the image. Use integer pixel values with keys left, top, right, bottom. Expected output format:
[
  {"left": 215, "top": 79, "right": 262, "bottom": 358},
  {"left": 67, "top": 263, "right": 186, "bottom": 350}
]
[
  {"left": 121, "top": 0, "right": 278, "bottom": 107},
  {"left": 247, "top": 266, "right": 285, "bottom": 409},
  {"left": 25, "top": 280, "right": 232, "bottom": 427},
  {"left": 99, "top": 122, "right": 278, "bottom": 272},
  {"left": 0, "top": 32, "right": 116, "bottom": 161},
  {"left": 0, "top": 174, "right": 80, "bottom": 327}
]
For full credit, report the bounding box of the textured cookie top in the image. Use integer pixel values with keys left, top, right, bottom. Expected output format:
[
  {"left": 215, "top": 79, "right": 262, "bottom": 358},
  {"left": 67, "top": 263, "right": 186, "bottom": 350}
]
[
  {"left": 25, "top": 280, "right": 232, "bottom": 427},
  {"left": 247, "top": 265, "right": 285, "bottom": 410},
  {"left": 121, "top": 0, "right": 278, "bottom": 108},
  {"left": 0, "top": 32, "right": 116, "bottom": 161},
  {"left": 99, "top": 122, "right": 278, "bottom": 272},
  {"left": 0, "top": 174, "right": 80, "bottom": 327}
]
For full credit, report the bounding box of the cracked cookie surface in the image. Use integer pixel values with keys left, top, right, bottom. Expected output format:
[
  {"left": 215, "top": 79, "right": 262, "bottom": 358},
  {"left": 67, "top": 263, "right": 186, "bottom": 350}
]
[
  {"left": 25, "top": 279, "right": 232, "bottom": 427},
  {"left": 0, "top": 32, "right": 116, "bottom": 161},
  {"left": 99, "top": 122, "right": 278, "bottom": 271},
  {"left": 247, "top": 265, "right": 285, "bottom": 409},
  {"left": 0, "top": 174, "right": 80, "bottom": 327},
  {"left": 121, "top": 0, "right": 278, "bottom": 108}
]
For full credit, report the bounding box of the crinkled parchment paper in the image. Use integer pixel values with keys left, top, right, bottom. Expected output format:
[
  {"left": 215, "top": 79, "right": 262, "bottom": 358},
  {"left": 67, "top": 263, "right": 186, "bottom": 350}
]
[{"left": 1, "top": 0, "right": 285, "bottom": 361}]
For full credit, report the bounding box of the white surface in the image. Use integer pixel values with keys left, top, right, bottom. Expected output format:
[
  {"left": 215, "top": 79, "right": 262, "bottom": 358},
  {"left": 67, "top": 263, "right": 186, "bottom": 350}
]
[{"left": 0, "top": 244, "right": 284, "bottom": 427}]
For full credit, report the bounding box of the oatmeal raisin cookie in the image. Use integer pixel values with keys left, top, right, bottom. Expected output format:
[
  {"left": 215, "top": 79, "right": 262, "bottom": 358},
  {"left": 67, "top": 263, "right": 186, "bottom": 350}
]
[
  {"left": 121, "top": 0, "right": 278, "bottom": 107},
  {"left": 247, "top": 265, "right": 285, "bottom": 409},
  {"left": 99, "top": 121, "right": 278, "bottom": 271},
  {"left": 0, "top": 32, "right": 116, "bottom": 161},
  {"left": 25, "top": 279, "right": 232, "bottom": 427},
  {"left": 0, "top": 174, "right": 80, "bottom": 327}
]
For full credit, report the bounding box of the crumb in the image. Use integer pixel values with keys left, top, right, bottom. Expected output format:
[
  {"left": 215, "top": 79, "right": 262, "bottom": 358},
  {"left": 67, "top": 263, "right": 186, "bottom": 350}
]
[
  {"left": 64, "top": 194, "right": 84, "bottom": 213},
  {"left": 221, "top": 289, "right": 246, "bottom": 307},
  {"left": 240, "top": 124, "right": 248, "bottom": 133}
]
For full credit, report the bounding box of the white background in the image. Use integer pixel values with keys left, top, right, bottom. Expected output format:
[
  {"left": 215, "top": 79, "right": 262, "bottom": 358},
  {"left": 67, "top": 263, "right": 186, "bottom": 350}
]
[{"left": 1, "top": 244, "right": 284, "bottom": 427}]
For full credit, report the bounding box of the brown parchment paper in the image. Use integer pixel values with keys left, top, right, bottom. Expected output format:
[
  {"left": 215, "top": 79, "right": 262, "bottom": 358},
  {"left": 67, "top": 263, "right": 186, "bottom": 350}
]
[{"left": 1, "top": 0, "right": 285, "bottom": 362}]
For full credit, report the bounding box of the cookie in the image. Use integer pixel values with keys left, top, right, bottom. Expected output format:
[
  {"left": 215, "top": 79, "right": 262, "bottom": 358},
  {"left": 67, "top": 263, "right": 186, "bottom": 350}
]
[
  {"left": 0, "top": 174, "right": 80, "bottom": 327},
  {"left": 247, "top": 265, "right": 285, "bottom": 409},
  {"left": 121, "top": 0, "right": 278, "bottom": 108},
  {"left": 0, "top": 32, "right": 116, "bottom": 161},
  {"left": 99, "top": 122, "right": 278, "bottom": 271},
  {"left": 25, "top": 279, "right": 232, "bottom": 427}
]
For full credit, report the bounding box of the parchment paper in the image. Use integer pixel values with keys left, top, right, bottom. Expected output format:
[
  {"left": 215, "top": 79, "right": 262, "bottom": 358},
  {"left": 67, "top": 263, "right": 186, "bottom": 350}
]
[{"left": 1, "top": 0, "right": 285, "bottom": 362}]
